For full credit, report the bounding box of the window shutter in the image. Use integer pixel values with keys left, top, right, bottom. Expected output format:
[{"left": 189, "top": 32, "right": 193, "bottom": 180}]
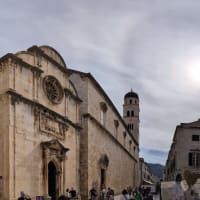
[{"left": 188, "top": 152, "right": 193, "bottom": 166}]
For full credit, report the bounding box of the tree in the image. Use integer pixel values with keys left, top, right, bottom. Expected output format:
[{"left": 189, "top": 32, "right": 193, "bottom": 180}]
[{"left": 184, "top": 170, "right": 200, "bottom": 188}]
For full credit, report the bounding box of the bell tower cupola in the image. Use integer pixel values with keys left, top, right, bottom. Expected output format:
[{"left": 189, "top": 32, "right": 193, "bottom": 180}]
[{"left": 123, "top": 89, "right": 140, "bottom": 143}]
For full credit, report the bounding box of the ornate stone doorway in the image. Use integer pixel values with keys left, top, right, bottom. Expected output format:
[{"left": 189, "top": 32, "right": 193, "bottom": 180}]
[
  {"left": 48, "top": 161, "right": 56, "bottom": 200},
  {"left": 41, "top": 140, "right": 69, "bottom": 199}
]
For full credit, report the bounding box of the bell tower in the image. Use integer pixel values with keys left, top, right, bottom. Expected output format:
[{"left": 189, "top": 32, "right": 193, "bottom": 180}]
[{"left": 123, "top": 89, "right": 140, "bottom": 143}]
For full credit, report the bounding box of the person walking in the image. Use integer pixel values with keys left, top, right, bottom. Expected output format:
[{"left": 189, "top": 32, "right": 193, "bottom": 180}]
[
  {"left": 172, "top": 174, "right": 185, "bottom": 200},
  {"left": 90, "top": 187, "right": 97, "bottom": 200}
]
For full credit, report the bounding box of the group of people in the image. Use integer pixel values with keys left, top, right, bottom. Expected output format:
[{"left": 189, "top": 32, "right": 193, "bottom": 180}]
[
  {"left": 90, "top": 186, "right": 114, "bottom": 200},
  {"left": 58, "top": 187, "right": 78, "bottom": 200},
  {"left": 120, "top": 186, "right": 153, "bottom": 200},
  {"left": 17, "top": 191, "right": 31, "bottom": 200}
]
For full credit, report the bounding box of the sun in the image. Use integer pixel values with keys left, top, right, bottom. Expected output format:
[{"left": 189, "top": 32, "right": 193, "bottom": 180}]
[{"left": 188, "top": 64, "right": 200, "bottom": 83}]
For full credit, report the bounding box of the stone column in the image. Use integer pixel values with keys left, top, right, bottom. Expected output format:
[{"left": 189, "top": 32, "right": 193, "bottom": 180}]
[
  {"left": 63, "top": 160, "right": 66, "bottom": 194},
  {"left": 43, "top": 148, "right": 49, "bottom": 197}
]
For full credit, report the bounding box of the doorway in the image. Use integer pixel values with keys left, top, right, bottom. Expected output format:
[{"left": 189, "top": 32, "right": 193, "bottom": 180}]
[
  {"left": 100, "top": 169, "right": 106, "bottom": 188},
  {"left": 48, "top": 161, "right": 56, "bottom": 200}
]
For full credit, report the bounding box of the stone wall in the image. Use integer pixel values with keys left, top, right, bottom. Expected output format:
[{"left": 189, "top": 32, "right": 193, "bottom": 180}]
[
  {"left": 70, "top": 72, "right": 138, "bottom": 199},
  {"left": 88, "top": 119, "right": 136, "bottom": 194}
]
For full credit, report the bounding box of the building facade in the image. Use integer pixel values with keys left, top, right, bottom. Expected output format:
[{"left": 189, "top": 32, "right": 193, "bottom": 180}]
[
  {"left": 70, "top": 71, "right": 139, "bottom": 199},
  {"left": 139, "top": 158, "right": 154, "bottom": 185},
  {"left": 165, "top": 119, "right": 200, "bottom": 181},
  {"left": 0, "top": 45, "right": 140, "bottom": 200},
  {"left": 0, "top": 46, "right": 81, "bottom": 200}
]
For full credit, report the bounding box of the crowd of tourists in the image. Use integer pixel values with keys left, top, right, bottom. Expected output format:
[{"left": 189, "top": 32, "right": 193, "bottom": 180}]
[
  {"left": 17, "top": 185, "right": 155, "bottom": 200},
  {"left": 119, "top": 186, "right": 153, "bottom": 200},
  {"left": 90, "top": 186, "right": 115, "bottom": 200}
]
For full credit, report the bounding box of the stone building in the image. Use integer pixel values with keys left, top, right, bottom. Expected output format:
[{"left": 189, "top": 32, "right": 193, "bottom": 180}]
[
  {"left": 0, "top": 46, "right": 81, "bottom": 200},
  {"left": 165, "top": 119, "right": 200, "bottom": 181},
  {"left": 139, "top": 158, "right": 154, "bottom": 185},
  {"left": 70, "top": 71, "right": 139, "bottom": 199},
  {"left": 0, "top": 45, "right": 140, "bottom": 200}
]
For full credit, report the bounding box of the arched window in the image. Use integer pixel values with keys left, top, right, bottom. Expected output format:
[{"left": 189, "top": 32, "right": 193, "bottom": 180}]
[
  {"left": 100, "top": 102, "right": 107, "bottom": 126},
  {"left": 114, "top": 120, "right": 119, "bottom": 138},
  {"left": 131, "top": 111, "right": 134, "bottom": 117},
  {"left": 127, "top": 111, "right": 130, "bottom": 117},
  {"left": 130, "top": 99, "right": 132, "bottom": 104}
]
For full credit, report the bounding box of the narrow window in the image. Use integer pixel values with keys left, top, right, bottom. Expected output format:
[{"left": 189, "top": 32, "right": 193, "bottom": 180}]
[
  {"left": 123, "top": 131, "right": 127, "bottom": 146},
  {"left": 114, "top": 120, "right": 119, "bottom": 138},
  {"left": 129, "top": 140, "right": 132, "bottom": 151},
  {"left": 100, "top": 110, "right": 105, "bottom": 125},
  {"left": 131, "top": 111, "right": 134, "bottom": 117},
  {"left": 127, "top": 111, "right": 130, "bottom": 117},
  {"left": 100, "top": 102, "right": 107, "bottom": 126},
  {"left": 130, "top": 99, "right": 132, "bottom": 104},
  {"left": 188, "top": 152, "right": 192, "bottom": 166}
]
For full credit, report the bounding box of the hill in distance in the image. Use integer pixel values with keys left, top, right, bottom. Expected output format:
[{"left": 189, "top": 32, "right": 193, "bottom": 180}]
[{"left": 147, "top": 163, "right": 164, "bottom": 178}]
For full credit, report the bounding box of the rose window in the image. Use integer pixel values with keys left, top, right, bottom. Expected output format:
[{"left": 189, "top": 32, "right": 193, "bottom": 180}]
[{"left": 43, "top": 76, "right": 64, "bottom": 104}]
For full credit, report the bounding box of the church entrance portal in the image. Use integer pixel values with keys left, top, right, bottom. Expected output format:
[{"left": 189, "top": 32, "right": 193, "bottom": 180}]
[{"left": 48, "top": 161, "right": 56, "bottom": 200}]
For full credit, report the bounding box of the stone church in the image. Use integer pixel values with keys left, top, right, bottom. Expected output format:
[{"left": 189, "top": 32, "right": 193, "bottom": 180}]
[{"left": 0, "top": 45, "right": 140, "bottom": 200}]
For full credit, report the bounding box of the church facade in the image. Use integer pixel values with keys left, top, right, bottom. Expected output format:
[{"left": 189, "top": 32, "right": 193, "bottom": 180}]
[
  {"left": 0, "top": 46, "right": 81, "bottom": 200},
  {"left": 0, "top": 45, "right": 140, "bottom": 200}
]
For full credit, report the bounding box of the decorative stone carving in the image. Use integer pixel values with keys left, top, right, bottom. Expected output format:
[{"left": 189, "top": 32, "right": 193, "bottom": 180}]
[
  {"left": 43, "top": 75, "right": 64, "bottom": 104},
  {"left": 41, "top": 139, "right": 69, "bottom": 162},
  {"left": 39, "top": 113, "right": 68, "bottom": 140}
]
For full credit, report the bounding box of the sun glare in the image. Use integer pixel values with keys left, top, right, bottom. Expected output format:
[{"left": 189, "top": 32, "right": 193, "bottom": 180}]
[{"left": 188, "top": 64, "right": 200, "bottom": 83}]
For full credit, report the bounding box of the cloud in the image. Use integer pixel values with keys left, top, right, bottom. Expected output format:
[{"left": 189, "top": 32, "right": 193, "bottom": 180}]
[{"left": 1, "top": 0, "right": 200, "bottom": 164}]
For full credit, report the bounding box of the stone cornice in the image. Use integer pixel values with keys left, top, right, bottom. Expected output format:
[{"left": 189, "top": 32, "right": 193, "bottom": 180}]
[
  {"left": 64, "top": 88, "right": 82, "bottom": 103},
  {"left": 83, "top": 113, "right": 138, "bottom": 162},
  {"left": 27, "top": 46, "right": 70, "bottom": 76},
  {"left": 7, "top": 89, "right": 82, "bottom": 130},
  {"left": 0, "top": 53, "right": 44, "bottom": 74}
]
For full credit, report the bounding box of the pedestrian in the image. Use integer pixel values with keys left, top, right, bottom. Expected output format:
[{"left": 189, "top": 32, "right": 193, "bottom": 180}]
[
  {"left": 90, "top": 187, "right": 97, "bottom": 200},
  {"left": 101, "top": 185, "right": 106, "bottom": 200},
  {"left": 110, "top": 188, "right": 114, "bottom": 200},
  {"left": 69, "top": 187, "right": 77, "bottom": 199},
  {"left": 172, "top": 174, "right": 185, "bottom": 200},
  {"left": 135, "top": 188, "right": 143, "bottom": 200},
  {"left": 120, "top": 189, "right": 129, "bottom": 200},
  {"left": 66, "top": 188, "right": 70, "bottom": 199},
  {"left": 17, "top": 191, "right": 27, "bottom": 200}
]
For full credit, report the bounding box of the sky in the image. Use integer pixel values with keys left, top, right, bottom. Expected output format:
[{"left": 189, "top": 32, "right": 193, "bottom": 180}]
[{"left": 1, "top": 0, "right": 200, "bottom": 165}]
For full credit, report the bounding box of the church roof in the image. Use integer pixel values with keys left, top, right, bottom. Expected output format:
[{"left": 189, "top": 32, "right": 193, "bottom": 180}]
[{"left": 124, "top": 90, "right": 139, "bottom": 99}]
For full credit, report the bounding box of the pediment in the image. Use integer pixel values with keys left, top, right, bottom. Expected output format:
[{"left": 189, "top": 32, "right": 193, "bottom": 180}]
[{"left": 41, "top": 139, "right": 69, "bottom": 153}]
